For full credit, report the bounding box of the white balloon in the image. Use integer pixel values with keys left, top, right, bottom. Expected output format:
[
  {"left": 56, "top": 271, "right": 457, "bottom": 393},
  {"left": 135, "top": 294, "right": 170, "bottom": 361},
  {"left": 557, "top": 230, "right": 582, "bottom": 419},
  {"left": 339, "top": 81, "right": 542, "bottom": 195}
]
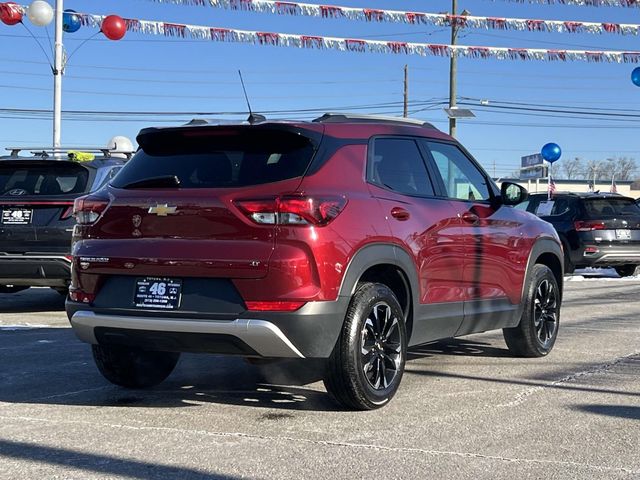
[
  {"left": 107, "top": 136, "right": 135, "bottom": 158},
  {"left": 27, "top": 1, "right": 53, "bottom": 27}
]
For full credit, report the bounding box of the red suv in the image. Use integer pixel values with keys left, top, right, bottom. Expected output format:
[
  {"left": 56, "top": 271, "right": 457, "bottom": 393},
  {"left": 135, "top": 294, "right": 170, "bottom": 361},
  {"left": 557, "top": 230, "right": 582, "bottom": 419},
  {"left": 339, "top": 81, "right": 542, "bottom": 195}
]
[{"left": 66, "top": 114, "right": 563, "bottom": 410}]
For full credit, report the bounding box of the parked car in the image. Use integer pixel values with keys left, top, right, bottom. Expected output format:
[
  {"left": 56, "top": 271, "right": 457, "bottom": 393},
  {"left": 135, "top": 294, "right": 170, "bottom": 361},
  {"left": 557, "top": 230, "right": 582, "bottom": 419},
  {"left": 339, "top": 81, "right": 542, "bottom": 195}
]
[
  {"left": 0, "top": 146, "right": 132, "bottom": 294},
  {"left": 66, "top": 114, "right": 563, "bottom": 410},
  {"left": 516, "top": 192, "right": 640, "bottom": 276}
]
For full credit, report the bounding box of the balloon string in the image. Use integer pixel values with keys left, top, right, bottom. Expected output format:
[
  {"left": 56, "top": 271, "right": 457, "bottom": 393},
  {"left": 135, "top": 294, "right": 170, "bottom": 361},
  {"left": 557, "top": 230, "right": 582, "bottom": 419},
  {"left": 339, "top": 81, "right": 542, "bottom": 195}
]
[
  {"left": 19, "top": 21, "right": 53, "bottom": 68},
  {"left": 65, "top": 31, "right": 103, "bottom": 65}
]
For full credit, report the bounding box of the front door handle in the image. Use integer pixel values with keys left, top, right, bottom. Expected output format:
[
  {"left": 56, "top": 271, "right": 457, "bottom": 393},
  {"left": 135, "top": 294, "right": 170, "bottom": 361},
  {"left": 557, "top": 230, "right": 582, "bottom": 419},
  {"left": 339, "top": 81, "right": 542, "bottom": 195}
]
[
  {"left": 461, "top": 212, "right": 479, "bottom": 224},
  {"left": 390, "top": 207, "right": 410, "bottom": 221}
]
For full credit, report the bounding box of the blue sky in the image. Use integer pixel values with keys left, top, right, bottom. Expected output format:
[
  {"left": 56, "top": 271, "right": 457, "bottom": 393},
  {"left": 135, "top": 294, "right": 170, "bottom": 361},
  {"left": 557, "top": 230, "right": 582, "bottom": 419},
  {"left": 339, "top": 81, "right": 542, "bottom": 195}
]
[{"left": 1, "top": 0, "right": 640, "bottom": 177}]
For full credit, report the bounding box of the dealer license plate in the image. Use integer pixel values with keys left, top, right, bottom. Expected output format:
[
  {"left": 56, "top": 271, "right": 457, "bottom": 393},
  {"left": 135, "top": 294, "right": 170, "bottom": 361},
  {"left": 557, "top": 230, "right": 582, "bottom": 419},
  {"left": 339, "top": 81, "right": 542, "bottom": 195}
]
[
  {"left": 134, "top": 277, "right": 182, "bottom": 309},
  {"left": 616, "top": 229, "right": 632, "bottom": 240},
  {"left": 1, "top": 208, "right": 32, "bottom": 225}
]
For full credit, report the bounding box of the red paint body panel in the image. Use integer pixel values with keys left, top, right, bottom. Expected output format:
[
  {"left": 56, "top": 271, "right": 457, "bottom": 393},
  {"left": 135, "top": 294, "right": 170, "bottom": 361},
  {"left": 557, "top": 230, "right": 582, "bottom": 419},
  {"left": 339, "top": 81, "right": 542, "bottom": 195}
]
[{"left": 71, "top": 120, "right": 559, "bottom": 318}]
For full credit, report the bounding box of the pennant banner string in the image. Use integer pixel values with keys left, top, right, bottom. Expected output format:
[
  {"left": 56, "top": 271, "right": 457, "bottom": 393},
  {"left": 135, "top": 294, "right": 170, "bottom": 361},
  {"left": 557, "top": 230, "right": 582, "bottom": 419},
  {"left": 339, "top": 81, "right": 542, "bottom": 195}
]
[
  {"left": 149, "top": 0, "right": 640, "bottom": 10},
  {"left": 140, "top": 0, "right": 640, "bottom": 34},
  {"left": 72, "top": 11, "right": 640, "bottom": 63}
]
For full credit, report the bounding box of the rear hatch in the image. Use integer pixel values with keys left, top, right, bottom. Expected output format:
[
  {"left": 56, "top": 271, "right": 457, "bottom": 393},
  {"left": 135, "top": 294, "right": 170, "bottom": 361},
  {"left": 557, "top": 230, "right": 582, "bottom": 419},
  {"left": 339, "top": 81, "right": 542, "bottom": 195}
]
[
  {"left": 78, "top": 124, "right": 322, "bottom": 281},
  {"left": 576, "top": 196, "right": 640, "bottom": 243},
  {"left": 0, "top": 160, "right": 91, "bottom": 254}
]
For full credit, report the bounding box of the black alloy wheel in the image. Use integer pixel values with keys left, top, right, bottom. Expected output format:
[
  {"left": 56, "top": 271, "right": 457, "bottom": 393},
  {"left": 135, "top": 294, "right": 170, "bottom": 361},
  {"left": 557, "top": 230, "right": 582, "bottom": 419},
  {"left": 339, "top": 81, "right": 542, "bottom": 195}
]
[
  {"left": 360, "top": 301, "right": 403, "bottom": 391},
  {"left": 532, "top": 278, "right": 559, "bottom": 349},
  {"left": 324, "top": 282, "right": 407, "bottom": 410}
]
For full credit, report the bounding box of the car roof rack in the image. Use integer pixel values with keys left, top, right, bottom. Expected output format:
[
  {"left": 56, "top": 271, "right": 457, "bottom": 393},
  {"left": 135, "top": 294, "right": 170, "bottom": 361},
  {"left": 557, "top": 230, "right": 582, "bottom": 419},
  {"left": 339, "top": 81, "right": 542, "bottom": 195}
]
[
  {"left": 312, "top": 113, "right": 437, "bottom": 129},
  {"left": 4, "top": 147, "right": 135, "bottom": 160}
]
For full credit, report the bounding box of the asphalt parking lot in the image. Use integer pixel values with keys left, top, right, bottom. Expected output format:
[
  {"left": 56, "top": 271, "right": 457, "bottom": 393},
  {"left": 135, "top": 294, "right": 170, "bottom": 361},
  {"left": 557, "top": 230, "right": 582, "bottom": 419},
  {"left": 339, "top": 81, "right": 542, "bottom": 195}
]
[{"left": 0, "top": 275, "right": 638, "bottom": 479}]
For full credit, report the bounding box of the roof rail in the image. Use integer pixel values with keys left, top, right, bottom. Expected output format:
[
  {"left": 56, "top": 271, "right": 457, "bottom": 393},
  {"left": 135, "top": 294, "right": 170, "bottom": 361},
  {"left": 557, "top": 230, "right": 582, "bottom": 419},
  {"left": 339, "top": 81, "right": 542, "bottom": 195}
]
[
  {"left": 312, "top": 113, "right": 437, "bottom": 129},
  {"left": 4, "top": 147, "right": 135, "bottom": 160}
]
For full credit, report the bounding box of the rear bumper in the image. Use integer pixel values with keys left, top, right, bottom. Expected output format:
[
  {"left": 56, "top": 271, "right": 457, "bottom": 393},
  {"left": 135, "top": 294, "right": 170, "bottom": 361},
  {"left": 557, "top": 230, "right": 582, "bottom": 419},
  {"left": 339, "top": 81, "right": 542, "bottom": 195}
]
[
  {"left": 70, "top": 310, "right": 305, "bottom": 358},
  {"left": 0, "top": 254, "right": 71, "bottom": 287},
  {"left": 577, "top": 244, "right": 640, "bottom": 267},
  {"left": 66, "top": 297, "right": 349, "bottom": 358}
]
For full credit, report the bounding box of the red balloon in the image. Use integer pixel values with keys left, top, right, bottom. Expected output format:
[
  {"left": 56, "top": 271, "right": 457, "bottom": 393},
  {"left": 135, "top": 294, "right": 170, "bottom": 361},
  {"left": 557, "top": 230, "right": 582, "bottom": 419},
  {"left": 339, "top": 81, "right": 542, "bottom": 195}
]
[
  {"left": 0, "top": 2, "right": 23, "bottom": 26},
  {"left": 101, "top": 14, "right": 126, "bottom": 41}
]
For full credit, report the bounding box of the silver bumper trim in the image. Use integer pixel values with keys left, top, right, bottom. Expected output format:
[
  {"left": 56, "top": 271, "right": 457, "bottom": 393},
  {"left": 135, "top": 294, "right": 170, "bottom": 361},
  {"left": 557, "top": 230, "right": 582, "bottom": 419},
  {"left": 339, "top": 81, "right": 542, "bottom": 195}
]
[{"left": 70, "top": 310, "right": 305, "bottom": 358}]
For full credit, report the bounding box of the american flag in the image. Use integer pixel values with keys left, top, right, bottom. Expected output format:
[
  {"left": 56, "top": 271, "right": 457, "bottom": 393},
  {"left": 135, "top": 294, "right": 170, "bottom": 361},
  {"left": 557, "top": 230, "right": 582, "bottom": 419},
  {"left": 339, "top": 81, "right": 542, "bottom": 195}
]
[
  {"left": 610, "top": 178, "right": 617, "bottom": 193},
  {"left": 548, "top": 175, "right": 556, "bottom": 199}
]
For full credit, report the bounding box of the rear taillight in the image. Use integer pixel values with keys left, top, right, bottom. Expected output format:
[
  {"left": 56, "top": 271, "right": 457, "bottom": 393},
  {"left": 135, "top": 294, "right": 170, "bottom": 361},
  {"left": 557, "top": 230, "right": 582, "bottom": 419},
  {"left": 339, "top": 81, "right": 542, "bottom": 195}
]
[
  {"left": 574, "top": 220, "right": 606, "bottom": 232},
  {"left": 236, "top": 195, "right": 347, "bottom": 226},
  {"left": 73, "top": 193, "right": 109, "bottom": 225}
]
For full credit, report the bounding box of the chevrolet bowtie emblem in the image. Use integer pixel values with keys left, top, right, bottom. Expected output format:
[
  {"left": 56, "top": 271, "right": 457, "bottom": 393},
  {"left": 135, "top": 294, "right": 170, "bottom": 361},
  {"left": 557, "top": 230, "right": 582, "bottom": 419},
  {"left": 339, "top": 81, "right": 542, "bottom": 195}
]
[{"left": 148, "top": 204, "right": 177, "bottom": 216}]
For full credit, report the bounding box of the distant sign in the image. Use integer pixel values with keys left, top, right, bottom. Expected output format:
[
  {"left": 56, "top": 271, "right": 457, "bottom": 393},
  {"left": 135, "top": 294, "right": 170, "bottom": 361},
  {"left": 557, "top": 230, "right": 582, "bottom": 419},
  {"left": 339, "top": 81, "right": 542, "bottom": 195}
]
[
  {"left": 520, "top": 165, "right": 547, "bottom": 180},
  {"left": 521, "top": 153, "right": 544, "bottom": 169}
]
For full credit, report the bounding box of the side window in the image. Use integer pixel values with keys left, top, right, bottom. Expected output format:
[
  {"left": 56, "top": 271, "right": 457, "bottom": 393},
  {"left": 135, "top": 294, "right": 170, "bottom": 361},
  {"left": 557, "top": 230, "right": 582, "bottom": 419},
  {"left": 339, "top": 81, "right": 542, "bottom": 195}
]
[
  {"left": 369, "top": 138, "right": 435, "bottom": 196},
  {"left": 425, "top": 142, "right": 491, "bottom": 201}
]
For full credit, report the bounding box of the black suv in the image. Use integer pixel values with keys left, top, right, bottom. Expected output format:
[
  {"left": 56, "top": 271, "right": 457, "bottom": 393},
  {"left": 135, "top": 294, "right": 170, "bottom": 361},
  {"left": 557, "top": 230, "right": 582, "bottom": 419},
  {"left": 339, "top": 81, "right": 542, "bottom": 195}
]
[
  {"left": 517, "top": 192, "right": 640, "bottom": 276},
  {"left": 0, "top": 147, "right": 131, "bottom": 294}
]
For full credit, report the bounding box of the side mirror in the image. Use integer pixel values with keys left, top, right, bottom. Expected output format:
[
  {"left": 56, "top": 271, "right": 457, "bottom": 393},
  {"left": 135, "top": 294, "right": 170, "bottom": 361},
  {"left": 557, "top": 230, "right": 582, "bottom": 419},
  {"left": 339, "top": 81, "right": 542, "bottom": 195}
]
[{"left": 500, "top": 182, "right": 528, "bottom": 206}]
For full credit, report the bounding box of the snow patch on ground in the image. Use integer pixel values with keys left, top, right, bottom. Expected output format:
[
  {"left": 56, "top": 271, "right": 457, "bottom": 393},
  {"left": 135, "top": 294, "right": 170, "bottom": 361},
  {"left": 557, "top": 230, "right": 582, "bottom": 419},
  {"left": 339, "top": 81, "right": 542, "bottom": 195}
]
[
  {"left": 0, "top": 324, "right": 61, "bottom": 331},
  {"left": 566, "top": 267, "right": 640, "bottom": 282}
]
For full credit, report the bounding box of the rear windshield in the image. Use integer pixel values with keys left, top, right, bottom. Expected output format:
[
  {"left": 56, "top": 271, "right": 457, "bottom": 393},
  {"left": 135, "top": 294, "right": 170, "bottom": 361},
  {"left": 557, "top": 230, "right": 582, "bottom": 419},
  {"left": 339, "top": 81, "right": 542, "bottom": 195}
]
[
  {"left": 584, "top": 198, "right": 640, "bottom": 217},
  {"left": 0, "top": 162, "right": 89, "bottom": 196},
  {"left": 113, "top": 128, "right": 316, "bottom": 189}
]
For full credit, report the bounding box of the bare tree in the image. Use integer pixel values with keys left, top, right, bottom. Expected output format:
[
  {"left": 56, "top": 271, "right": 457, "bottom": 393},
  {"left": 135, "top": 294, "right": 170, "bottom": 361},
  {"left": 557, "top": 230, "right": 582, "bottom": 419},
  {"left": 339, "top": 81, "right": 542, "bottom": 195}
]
[
  {"left": 584, "top": 159, "right": 604, "bottom": 182},
  {"left": 559, "top": 157, "right": 582, "bottom": 180},
  {"left": 613, "top": 157, "right": 637, "bottom": 181}
]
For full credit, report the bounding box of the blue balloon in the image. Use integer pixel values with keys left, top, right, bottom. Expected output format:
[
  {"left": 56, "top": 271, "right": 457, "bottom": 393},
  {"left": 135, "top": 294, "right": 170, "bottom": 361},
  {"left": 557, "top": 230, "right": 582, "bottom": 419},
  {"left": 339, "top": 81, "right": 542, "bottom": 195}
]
[
  {"left": 541, "top": 143, "right": 562, "bottom": 163},
  {"left": 632, "top": 67, "right": 640, "bottom": 87},
  {"left": 63, "top": 9, "right": 81, "bottom": 33}
]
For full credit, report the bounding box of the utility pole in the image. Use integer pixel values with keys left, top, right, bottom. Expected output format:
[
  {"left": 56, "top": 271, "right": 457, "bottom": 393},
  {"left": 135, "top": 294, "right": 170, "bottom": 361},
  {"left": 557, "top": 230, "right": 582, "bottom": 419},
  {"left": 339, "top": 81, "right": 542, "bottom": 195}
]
[
  {"left": 448, "top": 0, "right": 458, "bottom": 137},
  {"left": 53, "top": 0, "right": 64, "bottom": 152},
  {"left": 403, "top": 64, "right": 408, "bottom": 118}
]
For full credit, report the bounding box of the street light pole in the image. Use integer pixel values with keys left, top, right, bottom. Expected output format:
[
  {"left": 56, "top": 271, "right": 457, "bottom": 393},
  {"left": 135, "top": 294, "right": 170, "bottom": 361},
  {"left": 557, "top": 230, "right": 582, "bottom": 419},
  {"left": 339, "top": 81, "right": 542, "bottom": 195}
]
[
  {"left": 53, "top": 0, "right": 63, "bottom": 151},
  {"left": 448, "top": 0, "right": 457, "bottom": 138}
]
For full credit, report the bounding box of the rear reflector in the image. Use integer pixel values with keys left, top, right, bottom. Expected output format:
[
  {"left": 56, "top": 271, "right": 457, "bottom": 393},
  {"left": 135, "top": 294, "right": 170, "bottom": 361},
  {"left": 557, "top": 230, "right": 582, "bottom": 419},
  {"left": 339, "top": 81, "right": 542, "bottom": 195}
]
[
  {"left": 575, "top": 220, "right": 606, "bottom": 232},
  {"left": 245, "top": 301, "right": 306, "bottom": 312},
  {"left": 69, "top": 289, "right": 95, "bottom": 304},
  {"left": 236, "top": 195, "right": 347, "bottom": 226},
  {"left": 60, "top": 205, "right": 75, "bottom": 220}
]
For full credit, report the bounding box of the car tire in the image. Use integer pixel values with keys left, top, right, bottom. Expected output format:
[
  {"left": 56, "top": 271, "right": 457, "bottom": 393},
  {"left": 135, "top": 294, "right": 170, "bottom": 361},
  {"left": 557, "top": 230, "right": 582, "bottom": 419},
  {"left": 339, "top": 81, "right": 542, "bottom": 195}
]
[
  {"left": 324, "top": 282, "right": 407, "bottom": 410},
  {"left": 503, "top": 264, "right": 560, "bottom": 357},
  {"left": 614, "top": 265, "right": 637, "bottom": 277},
  {"left": 92, "top": 344, "right": 179, "bottom": 388}
]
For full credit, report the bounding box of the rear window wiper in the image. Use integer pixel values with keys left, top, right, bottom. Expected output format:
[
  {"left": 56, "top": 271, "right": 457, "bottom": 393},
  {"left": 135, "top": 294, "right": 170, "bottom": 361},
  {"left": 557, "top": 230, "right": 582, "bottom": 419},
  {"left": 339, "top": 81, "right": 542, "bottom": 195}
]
[{"left": 121, "top": 175, "right": 181, "bottom": 189}]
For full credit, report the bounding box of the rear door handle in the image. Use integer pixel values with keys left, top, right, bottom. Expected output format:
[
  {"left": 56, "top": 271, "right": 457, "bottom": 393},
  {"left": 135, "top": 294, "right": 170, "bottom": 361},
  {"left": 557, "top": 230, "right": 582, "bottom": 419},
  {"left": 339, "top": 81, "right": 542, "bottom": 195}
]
[
  {"left": 461, "top": 212, "right": 479, "bottom": 224},
  {"left": 390, "top": 207, "right": 410, "bottom": 221}
]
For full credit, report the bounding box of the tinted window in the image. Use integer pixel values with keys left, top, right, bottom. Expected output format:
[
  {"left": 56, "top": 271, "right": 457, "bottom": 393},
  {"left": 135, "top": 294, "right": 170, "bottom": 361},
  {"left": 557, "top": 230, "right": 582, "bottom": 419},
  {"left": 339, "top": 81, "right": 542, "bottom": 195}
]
[
  {"left": 425, "top": 142, "right": 491, "bottom": 201},
  {"left": 518, "top": 196, "right": 573, "bottom": 217},
  {"left": 369, "top": 138, "right": 435, "bottom": 196},
  {"left": 0, "top": 162, "right": 89, "bottom": 196},
  {"left": 113, "top": 128, "right": 315, "bottom": 189},
  {"left": 584, "top": 198, "right": 640, "bottom": 217}
]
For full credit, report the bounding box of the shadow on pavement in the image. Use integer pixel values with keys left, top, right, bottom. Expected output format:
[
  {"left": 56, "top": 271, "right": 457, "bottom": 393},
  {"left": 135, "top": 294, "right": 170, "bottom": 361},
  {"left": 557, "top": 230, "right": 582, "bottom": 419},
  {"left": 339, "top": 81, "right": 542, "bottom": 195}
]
[
  {"left": 404, "top": 368, "right": 640, "bottom": 399},
  {"left": 0, "top": 288, "right": 66, "bottom": 313},
  {"left": 0, "top": 328, "right": 338, "bottom": 412},
  {"left": 573, "top": 404, "right": 640, "bottom": 420},
  {"left": 408, "top": 338, "right": 511, "bottom": 360},
  {"left": 0, "top": 439, "right": 239, "bottom": 479}
]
